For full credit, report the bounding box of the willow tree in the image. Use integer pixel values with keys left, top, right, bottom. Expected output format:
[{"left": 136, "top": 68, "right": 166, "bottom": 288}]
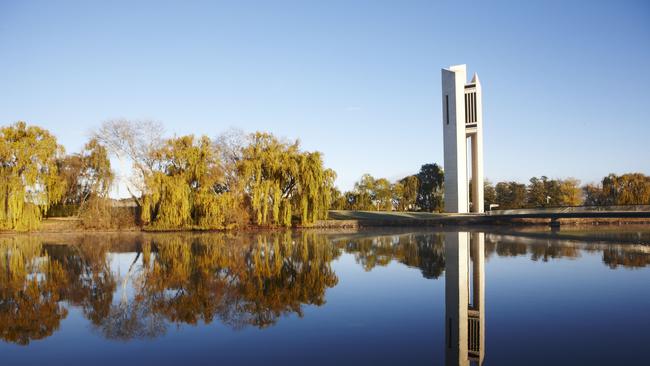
[
  {"left": 141, "top": 135, "right": 237, "bottom": 230},
  {"left": 0, "top": 122, "right": 65, "bottom": 231},
  {"left": 238, "top": 132, "right": 335, "bottom": 227},
  {"left": 329, "top": 187, "right": 346, "bottom": 210},
  {"left": 602, "top": 173, "right": 650, "bottom": 205},
  {"left": 55, "top": 138, "right": 114, "bottom": 222},
  {"left": 78, "top": 139, "right": 113, "bottom": 198},
  {"left": 295, "top": 151, "right": 336, "bottom": 224},
  {"left": 76, "top": 139, "right": 115, "bottom": 228}
]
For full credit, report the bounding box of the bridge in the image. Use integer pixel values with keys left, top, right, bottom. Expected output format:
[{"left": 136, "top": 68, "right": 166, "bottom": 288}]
[
  {"left": 486, "top": 205, "right": 650, "bottom": 226},
  {"left": 325, "top": 206, "right": 650, "bottom": 228}
]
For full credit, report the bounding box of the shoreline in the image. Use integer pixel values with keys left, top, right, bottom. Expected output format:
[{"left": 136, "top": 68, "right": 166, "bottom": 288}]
[
  {"left": 2, "top": 213, "right": 650, "bottom": 235},
  {"left": 2, "top": 222, "right": 650, "bottom": 247}
]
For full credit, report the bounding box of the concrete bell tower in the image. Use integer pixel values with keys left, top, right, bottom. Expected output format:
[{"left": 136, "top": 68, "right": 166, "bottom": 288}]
[{"left": 441, "top": 64, "right": 484, "bottom": 213}]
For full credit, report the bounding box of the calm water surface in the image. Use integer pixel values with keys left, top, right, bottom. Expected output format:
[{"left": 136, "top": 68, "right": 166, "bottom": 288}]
[{"left": 1, "top": 229, "right": 649, "bottom": 365}]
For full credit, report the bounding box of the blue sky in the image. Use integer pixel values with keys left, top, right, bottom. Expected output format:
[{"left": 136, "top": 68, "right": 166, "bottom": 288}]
[{"left": 1, "top": 0, "right": 649, "bottom": 195}]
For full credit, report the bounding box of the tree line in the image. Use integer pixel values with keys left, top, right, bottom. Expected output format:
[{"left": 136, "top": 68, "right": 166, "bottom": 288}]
[
  {"left": 484, "top": 174, "right": 650, "bottom": 210},
  {"left": 330, "top": 163, "right": 445, "bottom": 212},
  {"left": 333, "top": 172, "right": 650, "bottom": 212},
  {"left": 1, "top": 120, "right": 649, "bottom": 231},
  {"left": 1, "top": 120, "right": 335, "bottom": 231},
  {"left": 484, "top": 176, "right": 582, "bottom": 210}
]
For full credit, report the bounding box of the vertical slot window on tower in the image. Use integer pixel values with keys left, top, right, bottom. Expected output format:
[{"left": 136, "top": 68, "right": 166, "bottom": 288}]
[
  {"left": 464, "top": 92, "right": 477, "bottom": 124},
  {"left": 472, "top": 92, "right": 476, "bottom": 122},
  {"left": 465, "top": 93, "right": 468, "bottom": 123},
  {"left": 446, "top": 95, "right": 449, "bottom": 125}
]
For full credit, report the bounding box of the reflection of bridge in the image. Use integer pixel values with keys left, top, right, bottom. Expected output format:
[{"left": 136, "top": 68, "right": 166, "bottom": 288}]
[{"left": 445, "top": 232, "right": 485, "bottom": 366}]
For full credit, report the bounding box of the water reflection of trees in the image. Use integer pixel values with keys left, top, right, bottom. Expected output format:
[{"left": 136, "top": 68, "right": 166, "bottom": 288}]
[
  {"left": 484, "top": 234, "right": 650, "bottom": 267},
  {"left": 602, "top": 248, "right": 650, "bottom": 269},
  {"left": 132, "top": 232, "right": 340, "bottom": 331},
  {"left": 1, "top": 232, "right": 341, "bottom": 344},
  {"left": 0, "top": 237, "right": 69, "bottom": 345},
  {"left": 338, "top": 233, "right": 446, "bottom": 279},
  {"left": 1, "top": 232, "right": 650, "bottom": 345},
  {"left": 45, "top": 240, "right": 117, "bottom": 327},
  {"left": 485, "top": 240, "right": 581, "bottom": 261}
]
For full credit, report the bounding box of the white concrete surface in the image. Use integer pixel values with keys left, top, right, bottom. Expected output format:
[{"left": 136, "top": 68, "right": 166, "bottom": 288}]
[{"left": 441, "top": 64, "right": 484, "bottom": 213}]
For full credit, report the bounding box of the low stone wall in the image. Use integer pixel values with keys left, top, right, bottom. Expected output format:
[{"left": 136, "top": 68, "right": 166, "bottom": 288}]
[{"left": 307, "top": 220, "right": 360, "bottom": 229}]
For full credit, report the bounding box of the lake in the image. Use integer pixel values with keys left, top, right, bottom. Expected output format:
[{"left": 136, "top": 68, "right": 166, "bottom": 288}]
[{"left": 1, "top": 228, "right": 649, "bottom": 365}]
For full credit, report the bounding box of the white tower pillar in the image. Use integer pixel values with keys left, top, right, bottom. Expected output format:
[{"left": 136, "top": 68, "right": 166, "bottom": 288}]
[
  {"left": 441, "top": 65, "right": 484, "bottom": 213},
  {"left": 444, "top": 232, "right": 470, "bottom": 366},
  {"left": 445, "top": 232, "right": 486, "bottom": 366}
]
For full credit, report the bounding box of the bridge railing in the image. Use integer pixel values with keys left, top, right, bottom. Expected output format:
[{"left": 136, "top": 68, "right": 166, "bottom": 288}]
[{"left": 487, "top": 204, "right": 650, "bottom": 216}]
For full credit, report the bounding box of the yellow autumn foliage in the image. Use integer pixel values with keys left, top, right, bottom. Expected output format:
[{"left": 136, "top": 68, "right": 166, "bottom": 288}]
[{"left": 0, "top": 122, "right": 65, "bottom": 231}]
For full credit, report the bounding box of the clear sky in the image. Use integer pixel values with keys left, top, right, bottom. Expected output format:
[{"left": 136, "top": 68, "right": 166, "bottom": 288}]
[{"left": 1, "top": 0, "right": 649, "bottom": 196}]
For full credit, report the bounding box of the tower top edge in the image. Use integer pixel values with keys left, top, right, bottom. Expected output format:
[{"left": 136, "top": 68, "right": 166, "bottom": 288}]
[
  {"left": 444, "top": 64, "right": 467, "bottom": 72},
  {"left": 471, "top": 72, "right": 480, "bottom": 84}
]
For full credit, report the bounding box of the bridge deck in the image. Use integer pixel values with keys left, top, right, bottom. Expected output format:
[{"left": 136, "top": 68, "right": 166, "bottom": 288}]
[
  {"left": 326, "top": 209, "right": 650, "bottom": 227},
  {"left": 486, "top": 211, "right": 650, "bottom": 220}
]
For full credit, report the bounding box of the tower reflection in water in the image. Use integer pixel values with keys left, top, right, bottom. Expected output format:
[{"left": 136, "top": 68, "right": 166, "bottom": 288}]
[{"left": 445, "top": 232, "right": 485, "bottom": 366}]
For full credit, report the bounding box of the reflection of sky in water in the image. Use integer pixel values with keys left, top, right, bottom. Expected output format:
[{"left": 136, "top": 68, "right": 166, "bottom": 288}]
[
  {"left": 0, "top": 230, "right": 649, "bottom": 366},
  {"left": 109, "top": 253, "right": 142, "bottom": 304}
]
